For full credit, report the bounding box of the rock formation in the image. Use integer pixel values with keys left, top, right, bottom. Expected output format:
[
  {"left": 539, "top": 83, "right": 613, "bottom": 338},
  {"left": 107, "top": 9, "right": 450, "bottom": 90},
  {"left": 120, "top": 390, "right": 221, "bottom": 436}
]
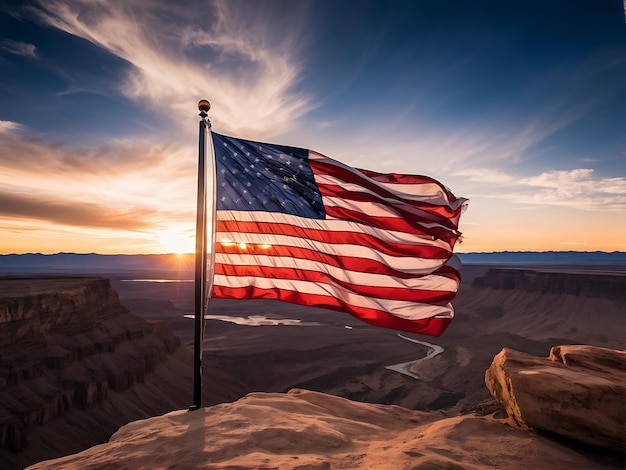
[
  {"left": 0, "top": 277, "right": 243, "bottom": 470},
  {"left": 25, "top": 388, "right": 620, "bottom": 469},
  {"left": 485, "top": 345, "right": 626, "bottom": 453},
  {"left": 458, "top": 269, "right": 626, "bottom": 347},
  {"left": 472, "top": 268, "right": 626, "bottom": 300}
]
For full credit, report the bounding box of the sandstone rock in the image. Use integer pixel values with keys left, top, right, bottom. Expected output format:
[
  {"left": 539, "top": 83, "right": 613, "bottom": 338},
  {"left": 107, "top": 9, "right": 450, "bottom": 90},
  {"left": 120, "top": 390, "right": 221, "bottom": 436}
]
[
  {"left": 0, "top": 278, "right": 121, "bottom": 348},
  {"left": 25, "top": 389, "right": 620, "bottom": 470},
  {"left": 472, "top": 269, "right": 626, "bottom": 299},
  {"left": 485, "top": 345, "right": 626, "bottom": 452},
  {"left": 0, "top": 278, "right": 186, "bottom": 467}
]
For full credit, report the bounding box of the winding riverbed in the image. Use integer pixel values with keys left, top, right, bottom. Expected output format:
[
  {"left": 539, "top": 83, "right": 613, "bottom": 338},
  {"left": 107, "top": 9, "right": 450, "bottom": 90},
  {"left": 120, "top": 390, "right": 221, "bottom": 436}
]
[{"left": 385, "top": 333, "right": 445, "bottom": 380}]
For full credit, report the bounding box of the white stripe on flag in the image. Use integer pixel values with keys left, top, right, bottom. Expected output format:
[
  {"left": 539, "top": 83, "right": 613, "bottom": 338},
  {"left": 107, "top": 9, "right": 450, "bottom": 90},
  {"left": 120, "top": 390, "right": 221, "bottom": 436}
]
[
  {"left": 216, "top": 231, "right": 449, "bottom": 274},
  {"left": 213, "top": 274, "right": 455, "bottom": 321},
  {"left": 216, "top": 253, "right": 458, "bottom": 292},
  {"left": 309, "top": 151, "right": 465, "bottom": 209},
  {"left": 217, "top": 210, "right": 453, "bottom": 249}
]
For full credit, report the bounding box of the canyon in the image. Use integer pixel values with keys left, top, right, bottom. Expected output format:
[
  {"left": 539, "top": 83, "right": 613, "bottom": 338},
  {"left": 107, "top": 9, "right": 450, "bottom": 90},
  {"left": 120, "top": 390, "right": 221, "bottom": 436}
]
[{"left": 1, "top": 262, "right": 624, "bottom": 468}]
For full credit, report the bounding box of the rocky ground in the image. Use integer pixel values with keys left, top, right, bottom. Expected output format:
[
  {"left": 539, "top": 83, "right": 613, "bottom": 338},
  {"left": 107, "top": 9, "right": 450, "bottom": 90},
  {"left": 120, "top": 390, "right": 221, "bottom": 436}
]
[{"left": 27, "top": 382, "right": 625, "bottom": 469}]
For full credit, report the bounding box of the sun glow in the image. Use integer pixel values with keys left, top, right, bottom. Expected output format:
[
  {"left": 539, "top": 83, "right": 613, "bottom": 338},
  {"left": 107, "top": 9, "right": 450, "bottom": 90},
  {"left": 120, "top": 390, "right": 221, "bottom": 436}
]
[
  {"left": 157, "top": 230, "right": 194, "bottom": 254},
  {"left": 218, "top": 241, "right": 273, "bottom": 251}
]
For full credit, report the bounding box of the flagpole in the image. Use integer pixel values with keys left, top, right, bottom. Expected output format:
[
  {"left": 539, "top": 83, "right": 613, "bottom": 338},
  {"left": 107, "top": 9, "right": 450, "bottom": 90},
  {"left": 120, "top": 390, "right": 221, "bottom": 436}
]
[
  {"left": 206, "top": 108, "right": 218, "bottom": 317},
  {"left": 189, "top": 99, "right": 211, "bottom": 411}
]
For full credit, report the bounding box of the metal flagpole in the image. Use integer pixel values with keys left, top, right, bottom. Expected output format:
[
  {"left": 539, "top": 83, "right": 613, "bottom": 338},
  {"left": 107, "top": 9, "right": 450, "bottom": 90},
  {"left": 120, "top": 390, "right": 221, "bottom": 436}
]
[
  {"left": 189, "top": 99, "right": 211, "bottom": 411},
  {"left": 206, "top": 110, "right": 218, "bottom": 315}
]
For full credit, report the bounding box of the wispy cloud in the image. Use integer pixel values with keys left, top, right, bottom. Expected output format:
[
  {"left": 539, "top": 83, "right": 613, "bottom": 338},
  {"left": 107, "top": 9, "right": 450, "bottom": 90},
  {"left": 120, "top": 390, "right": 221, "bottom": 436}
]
[
  {"left": 0, "top": 129, "right": 197, "bottom": 237},
  {"left": 0, "top": 120, "right": 24, "bottom": 133},
  {"left": 0, "top": 127, "right": 188, "bottom": 179},
  {"left": 1, "top": 39, "right": 39, "bottom": 59},
  {"left": 327, "top": 44, "right": 608, "bottom": 176},
  {"left": 320, "top": 118, "right": 581, "bottom": 180},
  {"left": 30, "top": 0, "right": 312, "bottom": 137},
  {"left": 449, "top": 168, "right": 515, "bottom": 185},
  {"left": 517, "top": 169, "right": 626, "bottom": 210},
  {"left": 0, "top": 191, "right": 157, "bottom": 230},
  {"left": 311, "top": 61, "right": 603, "bottom": 174},
  {"left": 454, "top": 167, "right": 626, "bottom": 211}
]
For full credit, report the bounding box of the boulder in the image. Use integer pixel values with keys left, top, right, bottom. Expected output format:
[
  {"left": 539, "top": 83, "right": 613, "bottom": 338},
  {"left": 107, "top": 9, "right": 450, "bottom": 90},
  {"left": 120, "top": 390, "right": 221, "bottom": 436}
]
[{"left": 485, "top": 345, "right": 626, "bottom": 452}]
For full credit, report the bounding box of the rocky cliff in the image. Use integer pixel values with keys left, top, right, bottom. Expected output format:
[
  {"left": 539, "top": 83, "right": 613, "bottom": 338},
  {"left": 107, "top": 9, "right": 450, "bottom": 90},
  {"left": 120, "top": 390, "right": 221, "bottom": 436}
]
[
  {"left": 24, "top": 345, "right": 626, "bottom": 469},
  {"left": 456, "top": 268, "right": 626, "bottom": 347},
  {"left": 486, "top": 345, "right": 625, "bottom": 453},
  {"left": 0, "top": 277, "right": 242, "bottom": 470},
  {"left": 25, "top": 384, "right": 625, "bottom": 470},
  {"left": 472, "top": 268, "right": 626, "bottom": 299}
]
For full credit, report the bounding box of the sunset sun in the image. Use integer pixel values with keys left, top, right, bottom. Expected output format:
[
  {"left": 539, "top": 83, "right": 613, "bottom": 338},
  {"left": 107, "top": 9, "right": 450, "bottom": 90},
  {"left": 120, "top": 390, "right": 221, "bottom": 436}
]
[{"left": 157, "top": 230, "right": 194, "bottom": 255}]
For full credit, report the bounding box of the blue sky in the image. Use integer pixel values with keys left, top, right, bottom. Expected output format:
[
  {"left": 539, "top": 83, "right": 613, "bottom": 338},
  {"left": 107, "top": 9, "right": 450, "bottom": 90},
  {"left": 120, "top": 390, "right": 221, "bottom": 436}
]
[{"left": 1, "top": 0, "right": 625, "bottom": 254}]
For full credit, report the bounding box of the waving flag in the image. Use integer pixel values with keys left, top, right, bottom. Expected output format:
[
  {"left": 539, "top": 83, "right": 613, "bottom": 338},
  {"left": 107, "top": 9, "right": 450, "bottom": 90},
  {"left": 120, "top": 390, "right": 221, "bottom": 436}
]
[{"left": 210, "top": 132, "right": 467, "bottom": 336}]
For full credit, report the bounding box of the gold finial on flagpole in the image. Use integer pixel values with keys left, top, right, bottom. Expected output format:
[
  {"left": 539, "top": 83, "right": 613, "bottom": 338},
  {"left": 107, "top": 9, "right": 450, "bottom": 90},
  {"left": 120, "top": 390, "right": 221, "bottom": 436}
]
[{"left": 198, "top": 99, "right": 211, "bottom": 119}]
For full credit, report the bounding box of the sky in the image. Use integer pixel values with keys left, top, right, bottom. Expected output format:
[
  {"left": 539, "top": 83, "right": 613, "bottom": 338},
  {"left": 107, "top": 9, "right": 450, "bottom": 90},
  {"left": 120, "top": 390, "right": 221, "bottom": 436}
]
[{"left": 1, "top": 0, "right": 625, "bottom": 255}]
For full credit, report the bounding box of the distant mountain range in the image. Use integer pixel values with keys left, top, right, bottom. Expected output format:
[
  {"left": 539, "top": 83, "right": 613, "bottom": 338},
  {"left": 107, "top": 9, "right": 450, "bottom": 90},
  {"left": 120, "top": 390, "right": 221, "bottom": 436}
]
[
  {"left": 0, "top": 251, "right": 625, "bottom": 274},
  {"left": 457, "top": 251, "right": 626, "bottom": 265},
  {"left": 0, "top": 253, "right": 195, "bottom": 274}
]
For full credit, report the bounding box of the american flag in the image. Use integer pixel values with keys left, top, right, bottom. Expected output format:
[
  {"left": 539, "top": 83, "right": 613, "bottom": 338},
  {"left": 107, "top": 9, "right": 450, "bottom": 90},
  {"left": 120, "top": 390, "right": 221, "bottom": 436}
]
[{"left": 211, "top": 132, "right": 467, "bottom": 336}]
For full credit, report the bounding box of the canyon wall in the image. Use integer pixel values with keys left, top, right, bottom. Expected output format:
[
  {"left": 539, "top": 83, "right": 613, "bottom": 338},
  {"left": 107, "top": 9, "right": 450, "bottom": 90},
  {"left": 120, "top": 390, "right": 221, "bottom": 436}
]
[
  {"left": 0, "top": 277, "right": 221, "bottom": 469},
  {"left": 472, "top": 268, "right": 626, "bottom": 299},
  {"left": 455, "top": 268, "right": 626, "bottom": 347}
]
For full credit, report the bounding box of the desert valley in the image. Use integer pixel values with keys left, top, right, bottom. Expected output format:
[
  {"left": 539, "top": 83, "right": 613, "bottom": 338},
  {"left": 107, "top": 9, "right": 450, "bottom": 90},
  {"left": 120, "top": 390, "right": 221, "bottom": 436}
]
[{"left": 0, "top": 253, "right": 624, "bottom": 469}]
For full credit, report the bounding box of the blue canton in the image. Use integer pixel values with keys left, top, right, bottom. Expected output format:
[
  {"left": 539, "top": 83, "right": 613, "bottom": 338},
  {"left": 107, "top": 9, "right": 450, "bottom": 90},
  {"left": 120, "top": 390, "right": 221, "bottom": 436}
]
[{"left": 212, "top": 133, "right": 326, "bottom": 219}]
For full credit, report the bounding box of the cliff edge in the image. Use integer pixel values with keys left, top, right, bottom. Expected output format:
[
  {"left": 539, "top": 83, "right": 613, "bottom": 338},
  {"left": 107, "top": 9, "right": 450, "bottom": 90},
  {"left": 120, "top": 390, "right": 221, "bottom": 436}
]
[
  {"left": 26, "top": 385, "right": 624, "bottom": 470},
  {"left": 23, "top": 340, "right": 626, "bottom": 469},
  {"left": 0, "top": 277, "right": 241, "bottom": 470}
]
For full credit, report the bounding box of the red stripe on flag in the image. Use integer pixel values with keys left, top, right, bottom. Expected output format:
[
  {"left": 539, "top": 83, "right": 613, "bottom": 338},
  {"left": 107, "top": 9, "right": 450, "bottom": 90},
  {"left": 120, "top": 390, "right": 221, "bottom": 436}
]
[
  {"left": 215, "top": 263, "right": 456, "bottom": 303},
  {"left": 212, "top": 284, "right": 452, "bottom": 336},
  {"left": 216, "top": 220, "right": 452, "bottom": 259},
  {"left": 310, "top": 159, "right": 463, "bottom": 220},
  {"left": 216, "top": 241, "right": 460, "bottom": 281},
  {"left": 324, "top": 206, "right": 461, "bottom": 245},
  {"left": 319, "top": 183, "right": 458, "bottom": 229}
]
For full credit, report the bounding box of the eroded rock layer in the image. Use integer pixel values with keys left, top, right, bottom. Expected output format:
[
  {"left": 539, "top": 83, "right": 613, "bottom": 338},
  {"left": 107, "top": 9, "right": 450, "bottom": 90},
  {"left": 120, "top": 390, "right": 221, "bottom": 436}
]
[
  {"left": 0, "top": 278, "right": 189, "bottom": 469},
  {"left": 485, "top": 345, "right": 626, "bottom": 452},
  {"left": 472, "top": 268, "right": 626, "bottom": 299}
]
